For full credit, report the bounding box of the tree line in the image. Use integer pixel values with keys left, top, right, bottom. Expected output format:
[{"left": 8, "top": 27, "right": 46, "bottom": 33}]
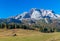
[{"left": 0, "top": 21, "right": 59, "bottom": 33}]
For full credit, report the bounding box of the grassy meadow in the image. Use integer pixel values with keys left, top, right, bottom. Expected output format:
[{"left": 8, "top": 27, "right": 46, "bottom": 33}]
[{"left": 0, "top": 29, "right": 60, "bottom": 41}]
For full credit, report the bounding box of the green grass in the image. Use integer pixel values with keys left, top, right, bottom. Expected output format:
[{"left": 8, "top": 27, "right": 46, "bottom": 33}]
[{"left": 0, "top": 29, "right": 60, "bottom": 41}]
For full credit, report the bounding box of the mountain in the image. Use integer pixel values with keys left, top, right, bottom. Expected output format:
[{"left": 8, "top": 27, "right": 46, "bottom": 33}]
[
  {"left": 9, "top": 8, "right": 59, "bottom": 23},
  {"left": 14, "top": 8, "right": 59, "bottom": 20},
  {"left": 0, "top": 8, "right": 58, "bottom": 24},
  {"left": 0, "top": 8, "right": 60, "bottom": 24}
]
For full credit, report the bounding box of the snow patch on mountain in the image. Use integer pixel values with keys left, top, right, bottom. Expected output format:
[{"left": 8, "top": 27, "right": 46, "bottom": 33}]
[{"left": 31, "top": 8, "right": 42, "bottom": 20}]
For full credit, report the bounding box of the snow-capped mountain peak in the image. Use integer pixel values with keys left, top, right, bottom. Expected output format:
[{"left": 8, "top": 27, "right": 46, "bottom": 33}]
[
  {"left": 14, "top": 8, "right": 60, "bottom": 20},
  {"left": 31, "top": 9, "right": 42, "bottom": 20}
]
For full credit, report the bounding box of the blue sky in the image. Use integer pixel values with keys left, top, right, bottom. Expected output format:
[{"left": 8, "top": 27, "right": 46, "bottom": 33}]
[{"left": 0, "top": 0, "right": 60, "bottom": 18}]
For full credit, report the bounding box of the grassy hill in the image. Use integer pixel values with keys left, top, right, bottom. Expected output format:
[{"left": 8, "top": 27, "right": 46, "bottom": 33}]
[{"left": 0, "top": 29, "right": 60, "bottom": 41}]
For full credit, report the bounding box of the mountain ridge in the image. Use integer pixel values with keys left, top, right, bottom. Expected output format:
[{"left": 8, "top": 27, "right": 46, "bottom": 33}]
[
  {"left": 0, "top": 8, "right": 60, "bottom": 23},
  {"left": 14, "top": 8, "right": 60, "bottom": 20}
]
